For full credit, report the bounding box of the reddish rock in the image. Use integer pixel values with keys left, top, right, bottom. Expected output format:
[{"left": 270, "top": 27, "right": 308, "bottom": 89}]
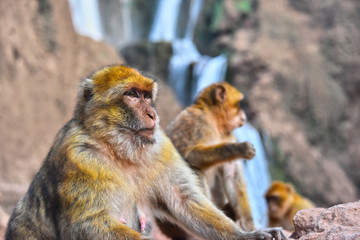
[
  {"left": 0, "top": 0, "right": 122, "bottom": 217},
  {"left": 291, "top": 201, "right": 360, "bottom": 240},
  {"left": 230, "top": 0, "right": 358, "bottom": 206},
  {"left": 0, "top": 205, "right": 9, "bottom": 240}
]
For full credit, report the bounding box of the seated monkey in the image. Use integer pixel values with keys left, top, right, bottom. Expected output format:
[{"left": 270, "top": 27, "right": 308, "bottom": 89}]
[{"left": 265, "top": 181, "right": 315, "bottom": 231}]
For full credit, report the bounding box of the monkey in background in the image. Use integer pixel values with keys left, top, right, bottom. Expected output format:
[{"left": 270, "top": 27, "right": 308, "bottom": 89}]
[
  {"left": 6, "top": 65, "right": 287, "bottom": 240},
  {"left": 157, "top": 82, "right": 257, "bottom": 239},
  {"left": 265, "top": 181, "right": 315, "bottom": 231}
]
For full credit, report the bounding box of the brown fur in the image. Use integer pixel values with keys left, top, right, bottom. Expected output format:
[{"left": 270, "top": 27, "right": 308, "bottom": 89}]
[
  {"left": 159, "top": 82, "right": 257, "bottom": 239},
  {"left": 265, "top": 181, "right": 315, "bottom": 231},
  {"left": 6, "top": 66, "right": 286, "bottom": 240}
]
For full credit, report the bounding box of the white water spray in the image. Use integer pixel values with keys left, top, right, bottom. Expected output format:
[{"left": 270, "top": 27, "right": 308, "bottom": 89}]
[{"left": 68, "top": 0, "right": 103, "bottom": 41}]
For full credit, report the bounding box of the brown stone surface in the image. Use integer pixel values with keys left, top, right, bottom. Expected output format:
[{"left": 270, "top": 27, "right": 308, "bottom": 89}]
[
  {"left": 0, "top": 0, "right": 122, "bottom": 218},
  {"left": 212, "top": 0, "right": 358, "bottom": 206},
  {"left": 291, "top": 201, "right": 360, "bottom": 240},
  {"left": 0, "top": 206, "right": 9, "bottom": 240}
]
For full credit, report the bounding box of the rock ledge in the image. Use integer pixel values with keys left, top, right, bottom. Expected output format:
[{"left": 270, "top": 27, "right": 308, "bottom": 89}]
[{"left": 291, "top": 201, "right": 360, "bottom": 240}]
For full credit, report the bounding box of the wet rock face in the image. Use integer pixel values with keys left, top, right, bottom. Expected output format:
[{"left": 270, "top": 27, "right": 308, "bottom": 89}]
[{"left": 290, "top": 201, "right": 360, "bottom": 240}]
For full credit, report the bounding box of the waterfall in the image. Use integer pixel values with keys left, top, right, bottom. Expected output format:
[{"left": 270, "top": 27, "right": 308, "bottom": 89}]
[
  {"left": 169, "top": 39, "right": 200, "bottom": 103},
  {"left": 149, "top": 0, "right": 182, "bottom": 42},
  {"left": 150, "top": 0, "right": 269, "bottom": 228},
  {"left": 150, "top": 0, "right": 227, "bottom": 105},
  {"left": 234, "top": 124, "right": 270, "bottom": 228},
  {"left": 120, "top": 0, "right": 133, "bottom": 44},
  {"left": 192, "top": 55, "right": 227, "bottom": 101},
  {"left": 68, "top": 0, "right": 103, "bottom": 41}
]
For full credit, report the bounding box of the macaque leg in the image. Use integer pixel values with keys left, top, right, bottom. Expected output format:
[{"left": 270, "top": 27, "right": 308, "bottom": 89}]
[{"left": 222, "top": 161, "right": 255, "bottom": 231}]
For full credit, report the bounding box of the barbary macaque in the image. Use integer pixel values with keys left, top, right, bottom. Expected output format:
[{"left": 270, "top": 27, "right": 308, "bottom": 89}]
[
  {"left": 6, "top": 65, "right": 286, "bottom": 240},
  {"left": 265, "top": 181, "right": 315, "bottom": 231},
  {"left": 157, "top": 82, "right": 258, "bottom": 239}
]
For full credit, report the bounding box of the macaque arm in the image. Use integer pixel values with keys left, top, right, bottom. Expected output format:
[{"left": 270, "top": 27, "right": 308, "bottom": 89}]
[
  {"left": 152, "top": 156, "right": 282, "bottom": 240},
  {"left": 156, "top": 178, "right": 283, "bottom": 240},
  {"left": 185, "top": 142, "right": 255, "bottom": 170},
  {"left": 222, "top": 162, "right": 255, "bottom": 231},
  {"left": 173, "top": 197, "right": 288, "bottom": 240},
  {"left": 152, "top": 145, "right": 288, "bottom": 240},
  {"left": 154, "top": 183, "right": 245, "bottom": 240}
]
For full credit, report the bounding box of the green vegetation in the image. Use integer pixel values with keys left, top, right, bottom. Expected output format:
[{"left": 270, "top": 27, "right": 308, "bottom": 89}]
[
  {"left": 267, "top": 137, "right": 287, "bottom": 182},
  {"left": 237, "top": 0, "right": 252, "bottom": 13},
  {"left": 210, "top": 0, "right": 224, "bottom": 31}
]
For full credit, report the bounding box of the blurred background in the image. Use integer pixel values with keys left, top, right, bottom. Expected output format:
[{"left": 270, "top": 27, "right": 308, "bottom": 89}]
[{"left": 0, "top": 0, "right": 359, "bottom": 235}]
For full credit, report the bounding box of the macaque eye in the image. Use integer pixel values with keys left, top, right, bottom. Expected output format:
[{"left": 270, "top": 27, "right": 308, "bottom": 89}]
[
  {"left": 144, "top": 92, "right": 152, "bottom": 99},
  {"left": 266, "top": 196, "right": 281, "bottom": 204},
  {"left": 125, "top": 90, "right": 139, "bottom": 98}
]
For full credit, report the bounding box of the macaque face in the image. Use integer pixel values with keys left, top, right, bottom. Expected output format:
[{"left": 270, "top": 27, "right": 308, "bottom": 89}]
[
  {"left": 227, "top": 101, "right": 247, "bottom": 131},
  {"left": 122, "top": 87, "right": 157, "bottom": 141},
  {"left": 222, "top": 85, "right": 247, "bottom": 131},
  {"left": 266, "top": 195, "right": 285, "bottom": 219},
  {"left": 265, "top": 182, "right": 294, "bottom": 220},
  {"left": 82, "top": 66, "right": 159, "bottom": 146}
]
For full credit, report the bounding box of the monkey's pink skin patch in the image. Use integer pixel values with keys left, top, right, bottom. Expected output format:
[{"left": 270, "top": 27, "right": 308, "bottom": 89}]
[
  {"left": 140, "top": 216, "right": 146, "bottom": 233},
  {"left": 120, "top": 218, "right": 127, "bottom": 224}
]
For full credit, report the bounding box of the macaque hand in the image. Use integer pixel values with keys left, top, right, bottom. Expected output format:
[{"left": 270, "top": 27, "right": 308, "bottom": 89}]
[
  {"left": 237, "top": 141, "right": 256, "bottom": 160},
  {"left": 243, "top": 227, "right": 288, "bottom": 240}
]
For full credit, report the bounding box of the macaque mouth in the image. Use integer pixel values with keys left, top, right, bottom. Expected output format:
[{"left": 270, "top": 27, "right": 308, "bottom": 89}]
[{"left": 137, "top": 127, "right": 155, "bottom": 139}]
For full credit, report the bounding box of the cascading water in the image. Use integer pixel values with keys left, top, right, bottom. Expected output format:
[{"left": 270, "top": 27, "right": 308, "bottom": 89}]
[
  {"left": 234, "top": 124, "right": 270, "bottom": 228},
  {"left": 68, "top": 0, "right": 103, "bottom": 41},
  {"left": 150, "top": 0, "right": 270, "bottom": 228},
  {"left": 149, "top": 0, "right": 182, "bottom": 42},
  {"left": 192, "top": 55, "right": 227, "bottom": 101},
  {"left": 120, "top": 0, "right": 133, "bottom": 45},
  {"left": 149, "top": 0, "right": 227, "bottom": 105},
  {"left": 69, "top": 0, "right": 137, "bottom": 47}
]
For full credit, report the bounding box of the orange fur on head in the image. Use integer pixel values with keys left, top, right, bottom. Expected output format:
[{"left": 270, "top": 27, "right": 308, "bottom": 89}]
[{"left": 265, "top": 181, "right": 315, "bottom": 231}]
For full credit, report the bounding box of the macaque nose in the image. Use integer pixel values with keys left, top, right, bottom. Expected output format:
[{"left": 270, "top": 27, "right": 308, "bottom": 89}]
[
  {"left": 145, "top": 107, "right": 156, "bottom": 128},
  {"left": 147, "top": 112, "right": 154, "bottom": 120}
]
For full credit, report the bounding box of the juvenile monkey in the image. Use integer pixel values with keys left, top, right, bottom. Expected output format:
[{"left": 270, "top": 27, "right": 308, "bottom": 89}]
[
  {"left": 157, "top": 82, "right": 257, "bottom": 238},
  {"left": 6, "top": 65, "right": 286, "bottom": 240},
  {"left": 265, "top": 181, "right": 315, "bottom": 231}
]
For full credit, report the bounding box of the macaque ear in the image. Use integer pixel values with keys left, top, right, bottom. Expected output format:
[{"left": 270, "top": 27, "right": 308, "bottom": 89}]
[
  {"left": 81, "top": 78, "right": 94, "bottom": 102},
  {"left": 212, "top": 85, "right": 226, "bottom": 104}
]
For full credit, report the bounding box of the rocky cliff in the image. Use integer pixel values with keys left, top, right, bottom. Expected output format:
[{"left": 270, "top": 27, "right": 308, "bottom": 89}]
[
  {"left": 291, "top": 201, "right": 360, "bottom": 240},
  {"left": 0, "top": 0, "right": 123, "bottom": 185},
  {"left": 196, "top": 0, "right": 359, "bottom": 206}
]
